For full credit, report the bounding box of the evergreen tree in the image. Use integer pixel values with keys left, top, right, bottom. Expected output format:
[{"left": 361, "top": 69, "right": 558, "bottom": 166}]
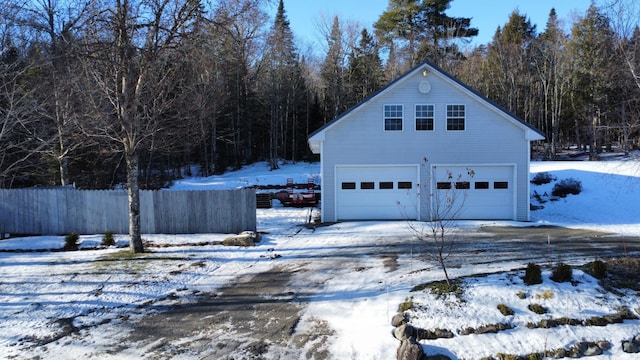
[
  {"left": 264, "top": 0, "right": 303, "bottom": 169},
  {"left": 210, "top": 0, "right": 267, "bottom": 171},
  {"left": 320, "top": 16, "right": 345, "bottom": 122},
  {"left": 568, "top": 5, "right": 617, "bottom": 158},
  {"left": 486, "top": 11, "right": 537, "bottom": 122},
  {"left": 346, "top": 28, "right": 384, "bottom": 105},
  {"left": 374, "top": 0, "right": 478, "bottom": 70}
]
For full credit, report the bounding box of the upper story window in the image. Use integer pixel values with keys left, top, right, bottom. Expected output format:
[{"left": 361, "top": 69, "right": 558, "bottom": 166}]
[
  {"left": 415, "top": 104, "right": 434, "bottom": 131},
  {"left": 446, "top": 104, "right": 465, "bottom": 131},
  {"left": 384, "top": 104, "right": 403, "bottom": 131}
]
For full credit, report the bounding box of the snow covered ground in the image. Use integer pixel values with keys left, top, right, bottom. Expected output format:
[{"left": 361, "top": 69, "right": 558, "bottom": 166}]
[{"left": 0, "top": 158, "right": 639, "bottom": 359}]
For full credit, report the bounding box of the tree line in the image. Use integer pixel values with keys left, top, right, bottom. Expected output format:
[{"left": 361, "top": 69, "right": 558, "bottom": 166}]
[{"left": 1, "top": 0, "right": 639, "bottom": 191}]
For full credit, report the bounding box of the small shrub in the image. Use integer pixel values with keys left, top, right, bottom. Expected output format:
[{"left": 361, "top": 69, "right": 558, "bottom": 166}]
[
  {"left": 497, "top": 304, "right": 515, "bottom": 316},
  {"left": 64, "top": 232, "right": 80, "bottom": 251},
  {"left": 398, "top": 296, "right": 414, "bottom": 312},
  {"left": 551, "top": 178, "right": 582, "bottom": 197},
  {"left": 528, "top": 303, "right": 547, "bottom": 314},
  {"left": 428, "top": 280, "right": 464, "bottom": 300},
  {"left": 531, "top": 172, "right": 556, "bottom": 185},
  {"left": 534, "top": 289, "right": 554, "bottom": 300},
  {"left": 590, "top": 260, "right": 607, "bottom": 279},
  {"left": 516, "top": 291, "right": 527, "bottom": 299},
  {"left": 495, "top": 353, "right": 520, "bottom": 360},
  {"left": 550, "top": 262, "right": 573, "bottom": 283},
  {"left": 523, "top": 263, "right": 542, "bottom": 285},
  {"left": 539, "top": 318, "right": 557, "bottom": 328},
  {"left": 531, "top": 190, "right": 546, "bottom": 204},
  {"left": 527, "top": 353, "right": 544, "bottom": 360},
  {"left": 102, "top": 231, "right": 116, "bottom": 247}
]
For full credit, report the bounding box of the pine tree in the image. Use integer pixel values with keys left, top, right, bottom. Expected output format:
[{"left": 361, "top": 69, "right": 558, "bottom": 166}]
[
  {"left": 568, "top": 5, "right": 617, "bottom": 158},
  {"left": 374, "top": 0, "right": 477, "bottom": 70},
  {"left": 265, "top": 0, "right": 302, "bottom": 169},
  {"left": 320, "top": 16, "right": 345, "bottom": 122},
  {"left": 347, "top": 29, "right": 384, "bottom": 105},
  {"left": 486, "top": 11, "right": 537, "bottom": 121}
]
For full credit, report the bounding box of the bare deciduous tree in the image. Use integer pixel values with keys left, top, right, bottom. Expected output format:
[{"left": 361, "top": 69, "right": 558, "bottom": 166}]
[
  {"left": 0, "top": 4, "right": 55, "bottom": 188},
  {"left": 80, "top": 0, "right": 201, "bottom": 253},
  {"left": 602, "top": 0, "right": 640, "bottom": 154},
  {"left": 533, "top": 9, "right": 570, "bottom": 157},
  {"left": 408, "top": 160, "right": 474, "bottom": 286},
  {"left": 20, "top": 0, "right": 91, "bottom": 186}
]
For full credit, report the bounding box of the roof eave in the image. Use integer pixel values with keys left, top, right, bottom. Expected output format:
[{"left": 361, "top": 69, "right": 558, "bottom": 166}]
[
  {"left": 526, "top": 130, "right": 546, "bottom": 141},
  {"left": 308, "top": 140, "right": 321, "bottom": 154}
]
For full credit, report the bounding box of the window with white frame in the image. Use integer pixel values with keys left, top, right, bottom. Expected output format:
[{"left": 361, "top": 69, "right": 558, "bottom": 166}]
[
  {"left": 446, "top": 104, "right": 465, "bottom": 131},
  {"left": 415, "top": 104, "right": 434, "bottom": 131},
  {"left": 384, "top": 104, "right": 403, "bottom": 131}
]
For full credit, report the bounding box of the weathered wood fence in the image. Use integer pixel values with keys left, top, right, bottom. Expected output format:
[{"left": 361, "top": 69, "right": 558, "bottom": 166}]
[{"left": 0, "top": 188, "right": 256, "bottom": 235}]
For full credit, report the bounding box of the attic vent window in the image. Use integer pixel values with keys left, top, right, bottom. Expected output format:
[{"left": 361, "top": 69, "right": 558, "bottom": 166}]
[{"left": 384, "top": 104, "right": 403, "bottom": 131}]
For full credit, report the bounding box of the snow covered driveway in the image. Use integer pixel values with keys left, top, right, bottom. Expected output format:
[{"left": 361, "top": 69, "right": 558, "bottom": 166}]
[{"left": 1, "top": 204, "right": 639, "bottom": 359}]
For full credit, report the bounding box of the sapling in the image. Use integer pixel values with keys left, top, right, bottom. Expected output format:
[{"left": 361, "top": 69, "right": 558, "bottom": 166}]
[{"left": 407, "top": 158, "right": 473, "bottom": 286}]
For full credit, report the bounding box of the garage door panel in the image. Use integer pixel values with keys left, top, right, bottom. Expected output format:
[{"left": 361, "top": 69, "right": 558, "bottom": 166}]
[
  {"left": 339, "top": 204, "right": 408, "bottom": 219},
  {"left": 336, "top": 164, "right": 514, "bottom": 221},
  {"left": 336, "top": 166, "right": 419, "bottom": 220},
  {"left": 433, "top": 165, "right": 514, "bottom": 220}
]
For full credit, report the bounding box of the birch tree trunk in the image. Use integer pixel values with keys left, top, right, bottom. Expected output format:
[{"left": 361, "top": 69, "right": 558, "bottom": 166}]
[{"left": 125, "top": 145, "right": 144, "bottom": 253}]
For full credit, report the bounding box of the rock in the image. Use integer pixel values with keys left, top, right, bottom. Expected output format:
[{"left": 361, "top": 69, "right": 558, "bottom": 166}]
[
  {"left": 393, "top": 324, "right": 415, "bottom": 342},
  {"left": 433, "top": 328, "right": 454, "bottom": 339},
  {"left": 550, "top": 348, "right": 567, "bottom": 358},
  {"left": 572, "top": 341, "right": 588, "bottom": 356},
  {"left": 222, "top": 231, "right": 260, "bottom": 247},
  {"left": 634, "top": 334, "right": 640, "bottom": 344},
  {"left": 623, "top": 340, "right": 640, "bottom": 353},
  {"left": 597, "top": 341, "right": 611, "bottom": 351},
  {"left": 416, "top": 328, "right": 436, "bottom": 340},
  {"left": 475, "top": 324, "right": 498, "bottom": 334},
  {"left": 392, "top": 313, "right": 407, "bottom": 327},
  {"left": 583, "top": 344, "right": 602, "bottom": 356},
  {"left": 397, "top": 338, "right": 427, "bottom": 360}
]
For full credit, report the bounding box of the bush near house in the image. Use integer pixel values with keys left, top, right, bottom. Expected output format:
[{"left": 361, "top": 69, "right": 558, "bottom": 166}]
[
  {"left": 523, "top": 263, "right": 542, "bottom": 285},
  {"left": 63, "top": 233, "right": 80, "bottom": 251},
  {"left": 531, "top": 172, "right": 556, "bottom": 185},
  {"left": 102, "top": 231, "right": 116, "bottom": 247},
  {"left": 551, "top": 262, "right": 573, "bottom": 283},
  {"left": 551, "top": 178, "right": 582, "bottom": 197}
]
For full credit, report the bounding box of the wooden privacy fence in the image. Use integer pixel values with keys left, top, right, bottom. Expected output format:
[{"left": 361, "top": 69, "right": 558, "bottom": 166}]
[{"left": 0, "top": 188, "right": 256, "bottom": 235}]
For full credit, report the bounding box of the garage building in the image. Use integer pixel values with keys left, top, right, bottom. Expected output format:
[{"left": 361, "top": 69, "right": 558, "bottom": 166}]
[{"left": 307, "top": 60, "right": 545, "bottom": 222}]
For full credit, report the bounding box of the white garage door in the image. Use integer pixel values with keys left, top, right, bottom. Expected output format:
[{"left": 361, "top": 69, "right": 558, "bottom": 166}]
[
  {"left": 432, "top": 165, "right": 514, "bottom": 220},
  {"left": 336, "top": 166, "right": 419, "bottom": 220}
]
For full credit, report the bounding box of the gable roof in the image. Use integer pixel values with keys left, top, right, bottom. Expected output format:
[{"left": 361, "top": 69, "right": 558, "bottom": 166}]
[{"left": 308, "top": 60, "right": 545, "bottom": 154}]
